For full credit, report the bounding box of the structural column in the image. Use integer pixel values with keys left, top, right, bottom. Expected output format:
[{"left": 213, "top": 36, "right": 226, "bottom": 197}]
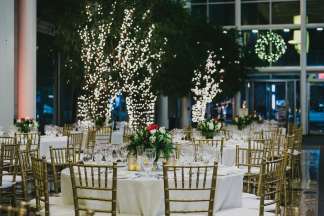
[
  {"left": 0, "top": 0, "right": 15, "bottom": 129},
  {"left": 300, "top": 0, "right": 307, "bottom": 134},
  {"left": 180, "top": 96, "right": 191, "bottom": 128},
  {"left": 159, "top": 95, "right": 169, "bottom": 129},
  {"left": 17, "top": 0, "right": 37, "bottom": 119}
]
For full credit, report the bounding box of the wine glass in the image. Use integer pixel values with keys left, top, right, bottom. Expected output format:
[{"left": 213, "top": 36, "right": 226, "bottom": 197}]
[{"left": 142, "top": 149, "right": 156, "bottom": 177}]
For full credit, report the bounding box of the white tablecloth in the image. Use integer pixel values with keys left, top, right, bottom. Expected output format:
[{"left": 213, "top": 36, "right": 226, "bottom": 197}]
[
  {"left": 40, "top": 136, "right": 67, "bottom": 158},
  {"left": 61, "top": 166, "right": 243, "bottom": 215}
]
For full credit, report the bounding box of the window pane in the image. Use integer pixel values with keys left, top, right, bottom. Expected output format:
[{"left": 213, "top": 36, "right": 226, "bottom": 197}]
[
  {"left": 307, "top": 0, "right": 324, "bottom": 23},
  {"left": 241, "top": 29, "right": 300, "bottom": 67},
  {"left": 242, "top": 30, "right": 270, "bottom": 67},
  {"left": 307, "top": 28, "right": 324, "bottom": 66},
  {"left": 271, "top": 30, "right": 300, "bottom": 66},
  {"left": 191, "top": 4, "right": 207, "bottom": 21},
  {"left": 242, "top": 3, "right": 270, "bottom": 25},
  {"left": 209, "top": 4, "right": 235, "bottom": 25},
  {"left": 272, "top": 2, "right": 300, "bottom": 24}
]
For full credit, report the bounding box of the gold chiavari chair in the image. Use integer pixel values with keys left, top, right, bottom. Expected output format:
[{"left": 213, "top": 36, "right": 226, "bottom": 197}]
[
  {"left": 50, "top": 147, "right": 80, "bottom": 194},
  {"left": 220, "top": 128, "right": 231, "bottom": 140},
  {"left": 235, "top": 142, "right": 265, "bottom": 193},
  {"left": 162, "top": 162, "right": 218, "bottom": 216},
  {"left": 0, "top": 201, "right": 29, "bottom": 216},
  {"left": 86, "top": 209, "right": 95, "bottom": 216},
  {"left": 69, "top": 162, "right": 117, "bottom": 216},
  {"left": 0, "top": 137, "right": 15, "bottom": 145},
  {"left": 0, "top": 142, "right": 18, "bottom": 204},
  {"left": 30, "top": 156, "right": 49, "bottom": 216},
  {"left": 182, "top": 128, "right": 193, "bottom": 141},
  {"left": 218, "top": 158, "right": 285, "bottom": 216},
  {"left": 258, "top": 158, "right": 285, "bottom": 216},
  {"left": 67, "top": 132, "right": 83, "bottom": 153},
  {"left": 95, "top": 126, "right": 112, "bottom": 146},
  {"left": 62, "top": 124, "right": 73, "bottom": 136},
  {"left": 86, "top": 128, "right": 96, "bottom": 154},
  {"left": 15, "top": 132, "right": 40, "bottom": 151},
  {"left": 192, "top": 138, "right": 224, "bottom": 162},
  {"left": 16, "top": 149, "right": 39, "bottom": 201},
  {"left": 30, "top": 156, "right": 74, "bottom": 216}
]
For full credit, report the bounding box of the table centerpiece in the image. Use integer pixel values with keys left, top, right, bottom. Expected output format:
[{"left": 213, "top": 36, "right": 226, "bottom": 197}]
[
  {"left": 14, "top": 118, "right": 38, "bottom": 133},
  {"left": 127, "top": 123, "right": 174, "bottom": 162},
  {"left": 197, "top": 119, "right": 222, "bottom": 139}
]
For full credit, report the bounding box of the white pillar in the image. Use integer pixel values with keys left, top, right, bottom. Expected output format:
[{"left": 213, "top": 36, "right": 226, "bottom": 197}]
[
  {"left": 17, "top": 0, "right": 37, "bottom": 119},
  {"left": 159, "top": 95, "right": 169, "bottom": 129},
  {"left": 180, "top": 96, "right": 190, "bottom": 128},
  {"left": 0, "top": 0, "right": 15, "bottom": 130}
]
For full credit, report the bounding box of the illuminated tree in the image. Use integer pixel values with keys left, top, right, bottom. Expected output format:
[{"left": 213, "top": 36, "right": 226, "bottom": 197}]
[
  {"left": 192, "top": 51, "right": 224, "bottom": 122},
  {"left": 114, "top": 8, "right": 166, "bottom": 129},
  {"left": 77, "top": 1, "right": 119, "bottom": 123}
]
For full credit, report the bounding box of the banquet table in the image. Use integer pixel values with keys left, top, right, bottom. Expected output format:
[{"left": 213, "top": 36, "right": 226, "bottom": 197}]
[
  {"left": 40, "top": 136, "right": 67, "bottom": 158},
  {"left": 60, "top": 165, "right": 244, "bottom": 216}
]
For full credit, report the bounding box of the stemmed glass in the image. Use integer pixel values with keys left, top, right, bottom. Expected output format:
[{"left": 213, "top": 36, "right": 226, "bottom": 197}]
[{"left": 142, "top": 149, "right": 156, "bottom": 177}]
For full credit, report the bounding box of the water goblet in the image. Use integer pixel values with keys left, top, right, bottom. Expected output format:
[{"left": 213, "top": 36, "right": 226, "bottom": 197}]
[{"left": 142, "top": 149, "right": 156, "bottom": 177}]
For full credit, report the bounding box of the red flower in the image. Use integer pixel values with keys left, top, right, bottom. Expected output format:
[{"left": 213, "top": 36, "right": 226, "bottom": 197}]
[{"left": 146, "top": 123, "right": 159, "bottom": 132}]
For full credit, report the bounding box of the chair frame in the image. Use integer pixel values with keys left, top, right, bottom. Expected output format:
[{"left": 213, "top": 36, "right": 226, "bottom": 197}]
[
  {"left": 69, "top": 162, "right": 117, "bottom": 216},
  {"left": 163, "top": 162, "right": 218, "bottom": 216},
  {"left": 31, "top": 156, "right": 49, "bottom": 216}
]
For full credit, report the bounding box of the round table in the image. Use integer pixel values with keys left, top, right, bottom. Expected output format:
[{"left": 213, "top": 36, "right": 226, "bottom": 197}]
[
  {"left": 60, "top": 165, "right": 244, "bottom": 216},
  {"left": 40, "top": 136, "right": 67, "bottom": 158}
]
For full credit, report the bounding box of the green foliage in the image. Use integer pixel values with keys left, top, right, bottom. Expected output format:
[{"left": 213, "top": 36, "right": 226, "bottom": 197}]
[
  {"left": 38, "top": 0, "right": 255, "bottom": 114},
  {"left": 127, "top": 125, "right": 174, "bottom": 161}
]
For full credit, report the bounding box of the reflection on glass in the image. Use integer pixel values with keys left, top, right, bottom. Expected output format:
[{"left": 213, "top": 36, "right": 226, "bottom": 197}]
[
  {"left": 307, "top": 29, "right": 324, "bottom": 66},
  {"left": 272, "top": 2, "right": 299, "bottom": 24},
  {"left": 242, "top": 3, "right": 269, "bottom": 25},
  {"left": 309, "top": 83, "right": 324, "bottom": 134},
  {"left": 209, "top": 4, "right": 235, "bottom": 26},
  {"left": 191, "top": 4, "right": 207, "bottom": 21},
  {"left": 307, "top": 0, "right": 324, "bottom": 23}
]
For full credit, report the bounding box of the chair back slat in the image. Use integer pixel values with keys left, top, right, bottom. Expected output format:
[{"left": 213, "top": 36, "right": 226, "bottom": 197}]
[
  {"left": 163, "top": 162, "right": 218, "bottom": 216},
  {"left": 31, "top": 157, "right": 49, "bottom": 216},
  {"left": 69, "top": 162, "right": 117, "bottom": 216}
]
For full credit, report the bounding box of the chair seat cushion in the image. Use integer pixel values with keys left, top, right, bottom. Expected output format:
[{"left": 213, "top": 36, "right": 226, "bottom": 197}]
[
  {"left": 217, "top": 208, "right": 275, "bottom": 216},
  {"left": 0, "top": 180, "right": 15, "bottom": 189},
  {"left": 2, "top": 175, "right": 22, "bottom": 182}
]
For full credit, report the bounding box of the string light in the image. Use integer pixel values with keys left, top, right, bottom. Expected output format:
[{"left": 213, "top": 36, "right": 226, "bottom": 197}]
[
  {"left": 191, "top": 51, "right": 224, "bottom": 123},
  {"left": 113, "top": 8, "right": 166, "bottom": 129},
  {"left": 255, "top": 31, "right": 287, "bottom": 63},
  {"left": 77, "top": 1, "right": 119, "bottom": 124}
]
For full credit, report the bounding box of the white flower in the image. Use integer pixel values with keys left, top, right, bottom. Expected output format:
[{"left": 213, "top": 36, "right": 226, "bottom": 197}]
[
  {"left": 17, "top": 119, "right": 21, "bottom": 123},
  {"left": 208, "top": 122, "right": 214, "bottom": 130},
  {"left": 150, "top": 129, "right": 157, "bottom": 134},
  {"left": 159, "top": 127, "right": 166, "bottom": 134},
  {"left": 149, "top": 135, "right": 156, "bottom": 143}
]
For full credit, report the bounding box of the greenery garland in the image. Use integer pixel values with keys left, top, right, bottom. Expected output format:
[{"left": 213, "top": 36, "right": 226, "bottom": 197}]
[{"left": 254, "top": 31, "right": 287, "bottom": 63}]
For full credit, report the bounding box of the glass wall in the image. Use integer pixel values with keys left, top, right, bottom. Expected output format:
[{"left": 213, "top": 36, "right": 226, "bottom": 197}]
[{"left": 189, "top": 0, "right": 324, "bottom": 133}]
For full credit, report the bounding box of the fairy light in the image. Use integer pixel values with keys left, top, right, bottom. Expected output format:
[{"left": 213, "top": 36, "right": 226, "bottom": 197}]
[
  {"left": 255, "top": 31, "right": 287, "bottom": 63},
  {"left": 191, "top": 51, "right": 224, "bottom": 123},
  {"left": 77, "top": 1, "right": 119, "bottom": 124},
  {"left": 114, "top": 8, "right": 166, "bottom": 129}
]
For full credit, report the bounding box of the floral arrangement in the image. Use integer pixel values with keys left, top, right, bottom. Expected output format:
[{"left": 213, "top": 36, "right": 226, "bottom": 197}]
[
  {"left": 14, "top": 118, "right": 38, "bottom": 133},
  {"left": 127, "top": 123, "right": 174, "bottom": 162},
  {"left": 251, "top": 112, "right": 264, "bottom": 124},
  {"left": 197, "top": 119, "right": 222, "bottom": 139},
  {"left": 233, "top": 115, "right": 252, "bottom": 130}
]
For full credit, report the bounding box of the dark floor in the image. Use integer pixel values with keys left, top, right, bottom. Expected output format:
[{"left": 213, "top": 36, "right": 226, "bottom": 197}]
[{"left": 300, "top": 136, "right": 323, "bottom": 216}]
